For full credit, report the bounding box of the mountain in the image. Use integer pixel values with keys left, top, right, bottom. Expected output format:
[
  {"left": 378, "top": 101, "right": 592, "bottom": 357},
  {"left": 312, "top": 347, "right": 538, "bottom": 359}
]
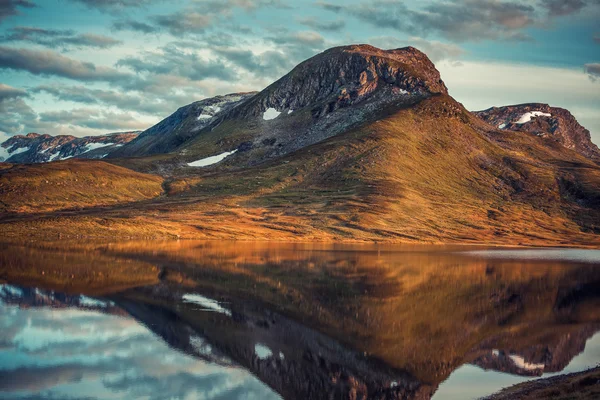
[
  {"left": 474, "top": 103, "right": 600, "bottom": 160},
  {"left": 1, "top": 44, "right": 600, "bottom": 246},
  {"left": 0, "top": 131, "right": 139, "bottom": 163},
  {"left": 111, "top": 45, "right": 449, "bottom": 167}
]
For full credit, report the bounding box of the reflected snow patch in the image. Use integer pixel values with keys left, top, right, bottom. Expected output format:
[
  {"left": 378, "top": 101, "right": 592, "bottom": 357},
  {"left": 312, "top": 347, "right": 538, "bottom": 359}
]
[
  {"left": 1, "top": 284, "right": 24, "bottom": 298},
  {"left": 182, "top": 294, "right": 232, "bottom": 316},
  {"left": 255, "top": 344, "right": 273, "bottom": 359},
  {"left": 509, "top": 354, "right": 545, "bottom": 371},
  {"left": 79, "top": 295, "right": 112, "bottom": 308}
]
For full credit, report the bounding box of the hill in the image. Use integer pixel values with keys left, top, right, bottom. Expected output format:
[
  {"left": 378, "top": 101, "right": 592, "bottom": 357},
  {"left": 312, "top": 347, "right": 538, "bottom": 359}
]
[{"left": 0, "top": 159, "right": 163, "bottom": 214}]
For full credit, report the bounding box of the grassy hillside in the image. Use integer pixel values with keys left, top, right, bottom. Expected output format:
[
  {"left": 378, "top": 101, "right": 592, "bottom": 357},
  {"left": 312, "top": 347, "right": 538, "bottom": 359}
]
[
  {"left": 1, "top": 96, "right": 599, "bottom": 245},
  {"left": 0, "top": 159, "right": 164, "bottom": 213}
]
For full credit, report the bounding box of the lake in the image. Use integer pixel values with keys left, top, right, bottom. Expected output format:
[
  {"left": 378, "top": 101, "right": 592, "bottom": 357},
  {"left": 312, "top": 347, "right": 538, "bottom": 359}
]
[{"left": 1, "top": 241, "right": 599, "bottom": 399}]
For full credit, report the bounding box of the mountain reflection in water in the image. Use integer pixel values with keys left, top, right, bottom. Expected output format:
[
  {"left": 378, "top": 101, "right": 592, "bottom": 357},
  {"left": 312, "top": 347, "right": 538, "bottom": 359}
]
[{"left": 0, "top": 241, "right": 599, "bottom": 400}]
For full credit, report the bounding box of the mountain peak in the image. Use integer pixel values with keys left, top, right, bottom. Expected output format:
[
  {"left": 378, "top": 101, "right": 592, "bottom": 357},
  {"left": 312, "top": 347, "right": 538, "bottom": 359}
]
[
  {"left": 475, "top": 103, "right": 600, "bottom": 160},
  {"left": 226, "top": 44, "right": 447, "bottom": 123}
]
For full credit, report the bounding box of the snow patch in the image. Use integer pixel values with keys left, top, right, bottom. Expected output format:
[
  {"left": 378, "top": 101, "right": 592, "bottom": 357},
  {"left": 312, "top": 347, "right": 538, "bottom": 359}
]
[
  {"left": 190, "top": 335, "right": 213, "bottom": 356},
  {"left": 197, "top": 104, "right": 222, "bottom": 120},
  {"left": 287, "top": 109, "right": 293, "bottom": 114},
  {"left": 255, "top": 343, "right": 273, "bottom": 359},
  {"left": 498, "top": 123, "right": 506, "bottom": 129},
  {"left": 398, "top": 89, "right": 410, "bottom": 95},
  {"left": 187, "top": 150, "right": 237, "bottom": 167},
  {"left": 1, "top": 284, "right": 24, "bottom": 297},
  {"left": 83, "top": 142, "right": 114, "bottom": 153},
  {"left": 0, "top": 145, "right": 29, "bottom": 161},
  {"left": 509, "top": 354, "right": 545, "bottom": 371},
  {"left": 492, "top": 349, "right": 500, "bottom": 357},
  {"left": 263, "top": 108, "right": 281, "bottom": 120},
  {"left": 182, "top": 293, "right": 232, "bottom": 316},
  {"left": 79, "top": 295, "right": 111, "bottom": 308},
  {"left": 515, "top": 111, "right": 551, "bottom": 124},
  {"left": 48, "top": 152, "right": 60, "bottom": 162}
]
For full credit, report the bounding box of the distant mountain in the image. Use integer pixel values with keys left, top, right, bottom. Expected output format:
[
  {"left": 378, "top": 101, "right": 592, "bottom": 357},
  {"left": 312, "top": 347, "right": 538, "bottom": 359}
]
[
  {"left": 0, "top": 131, "right": 139, "bottom": 163},
  {"left": 2, "top": 44, "right": 600, "bottom": 245},
  {"left": 474, "top": 103, "right": 600, "bottom": 160},
  {"left": 109, "top": 94, "right": 255, "bottom": 158}
]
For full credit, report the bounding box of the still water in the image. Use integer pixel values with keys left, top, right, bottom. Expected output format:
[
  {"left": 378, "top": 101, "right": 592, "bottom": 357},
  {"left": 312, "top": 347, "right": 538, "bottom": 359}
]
[{"left": 0, "top": 241, "right": 599, "bottom": 399}]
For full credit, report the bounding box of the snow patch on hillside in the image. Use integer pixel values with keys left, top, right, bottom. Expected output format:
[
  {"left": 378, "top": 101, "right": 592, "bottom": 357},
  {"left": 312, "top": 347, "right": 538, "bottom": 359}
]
[
  {"left": 83, "top": 142, "right": 115, "bottom": 153},
  {"left": 187, "top": 149, "right": 237, "bottom": 167},
  {"left": 0, "top": 145, "right": 29, "bottom": 161},
  {"left": 182, "top": 293, "right": 232, "bottom": 316},
  {"left": 515, "top": 111, "right": 551, "bottom": 124},
  {"left": 197, "top": 104, "right": 222, "bottom": 120},
  {"left": 498, "top": 123, "right": 506, "bottom": 129},
  {"left": 263, "top": 108, "right": 281, "bottom": 120}
]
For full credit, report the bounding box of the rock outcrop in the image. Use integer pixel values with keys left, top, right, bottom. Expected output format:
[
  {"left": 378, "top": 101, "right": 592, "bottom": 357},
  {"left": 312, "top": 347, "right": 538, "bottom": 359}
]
[{"left": 475, "top": 103, "right": 600, "bottom": 160}]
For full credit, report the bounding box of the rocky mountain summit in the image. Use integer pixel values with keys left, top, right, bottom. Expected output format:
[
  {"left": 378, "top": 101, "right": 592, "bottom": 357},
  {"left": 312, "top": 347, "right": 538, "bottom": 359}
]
[
  {"left": 112, "top": 45, "right": 452, "bottom": 166},
  {"left": 475, "top": 103, "right": 600, "bottom": 160},
  {"left": 0, "top": 131, "right": 139, "bottom": 163}
]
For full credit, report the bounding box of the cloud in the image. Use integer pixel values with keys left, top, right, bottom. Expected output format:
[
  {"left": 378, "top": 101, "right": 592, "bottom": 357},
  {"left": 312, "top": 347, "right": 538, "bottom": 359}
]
[
  {"left": 367, "top": 36, "right": 465, "bottom": 63},
  {"left": 318, "top": 0, "right": 536, "bottom": 42},
  {"left": 0, "top": 46, "right": 132, "bottom": 83},
  {"left": 153, "top": 11, "right": 213, "bottom": 36},
  {"left": 33, "top": 84, "right": 176, "bottom": 115},
  {"left": 0, "top": 0, "right": 35, "bottom": 22},
  {"left": 70, "top": 0, "right": 153, "bottom": 12},
  {"left": 112, "top": 19, "right": 160, "bottom": 34},
  {"left": 297, "top": 17, "right": 345, "bottom": 32},
  {"left": 585, "top": 63, "right": 600, "bottom": 81},
  {"left": 3, "top": 27, "right": 122, "bottom": 49},
  {"left": 0, "top": 83, "right": 29, "bottom": 101},
  {"left": 0, "top": 87, "right": 37, "bottom": 135},
  {"left": 116, "top": 44, "right": 235, "bottom": 81},
  {"left": 112, "top": 0, "right": 289, "bottom": 37},
  {"left": 39, "top": 108, "right": 150, "bottom": 131},
  {"left": 539, "top": 0, "right": 587, "bottom": 16}
]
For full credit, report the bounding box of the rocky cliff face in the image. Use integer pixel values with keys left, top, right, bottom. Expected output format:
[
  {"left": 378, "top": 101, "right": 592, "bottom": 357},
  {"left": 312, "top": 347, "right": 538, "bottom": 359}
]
[
  {"left": 474, "top": 103, "right": 600, "bottom": 160},
  {"left": 110, "top": 93, "right": 256, "bottom": 158},
  {"left": 227, "top": 44, "right": 448, "bottom": 120},
  {"left": 0, "top": 131, "right": 139, "bottom": 163},
  {"left": 152, "top": 45, "right": 454, "bottom": 169}
]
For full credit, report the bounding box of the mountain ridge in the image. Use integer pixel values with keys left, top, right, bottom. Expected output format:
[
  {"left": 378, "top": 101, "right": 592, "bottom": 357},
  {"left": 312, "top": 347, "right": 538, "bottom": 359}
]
[
  {"left": 0, "top": 131, "right": 139, "bottom": 163},
  {"left": 1, "top": 44, "right": 599, "bottom": 246}
]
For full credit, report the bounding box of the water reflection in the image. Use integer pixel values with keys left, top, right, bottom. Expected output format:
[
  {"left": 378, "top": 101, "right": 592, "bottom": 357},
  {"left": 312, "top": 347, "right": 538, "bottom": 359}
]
[
  {"left": 0, "top": 285, "right": 280, "bottom": 400},
  {"left": 1, "top": 241, "right": 600, "bottom": 399}
]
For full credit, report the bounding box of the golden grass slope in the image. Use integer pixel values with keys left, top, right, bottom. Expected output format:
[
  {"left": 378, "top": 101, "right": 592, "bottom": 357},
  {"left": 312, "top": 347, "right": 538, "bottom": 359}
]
[
  {"left": 1, "top": 95, "right": 599, "bottom": 246},
  {"left": 0, "top": 159, "right": 163, "bottom": 213}
]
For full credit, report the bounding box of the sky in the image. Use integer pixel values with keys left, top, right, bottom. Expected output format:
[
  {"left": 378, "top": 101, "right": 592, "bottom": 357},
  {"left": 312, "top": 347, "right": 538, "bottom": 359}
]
[{"left": 0, "top": 0, "right": 599, "bottom": 144}]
